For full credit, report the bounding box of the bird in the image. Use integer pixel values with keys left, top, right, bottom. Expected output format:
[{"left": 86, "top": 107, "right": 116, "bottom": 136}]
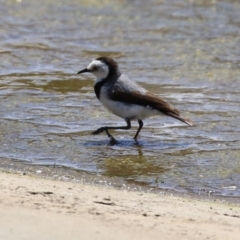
[{"left": 77, "top": 57, "right": 192, "bottom": 143}]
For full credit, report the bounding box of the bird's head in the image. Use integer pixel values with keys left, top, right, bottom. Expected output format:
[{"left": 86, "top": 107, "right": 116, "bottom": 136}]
[{"left": 78, "top": 57, "right": 119, "bottom": 82}]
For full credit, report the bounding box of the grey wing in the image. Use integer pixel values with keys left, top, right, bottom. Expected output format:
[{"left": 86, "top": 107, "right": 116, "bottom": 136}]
[{"left": 112, "top": 74, "right": 147, "bottom": 94}]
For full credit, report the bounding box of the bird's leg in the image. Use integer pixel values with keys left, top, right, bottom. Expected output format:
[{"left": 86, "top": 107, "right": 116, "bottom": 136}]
[
  {"left": 92, "top": 119, "right": 131, "bottom": 141},
  {"left": 134, "top": 120, "right": 143, "bottom": 140}
]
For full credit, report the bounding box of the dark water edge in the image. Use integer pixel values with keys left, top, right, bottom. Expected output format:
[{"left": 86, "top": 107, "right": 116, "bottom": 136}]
[{"left": 1, "top": 157, "right": 240, "bottom": 205}]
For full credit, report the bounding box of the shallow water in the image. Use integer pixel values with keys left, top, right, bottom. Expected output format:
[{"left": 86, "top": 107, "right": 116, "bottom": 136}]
[{"left": 0, "top": 0, "right": 240, "bottom": 197}]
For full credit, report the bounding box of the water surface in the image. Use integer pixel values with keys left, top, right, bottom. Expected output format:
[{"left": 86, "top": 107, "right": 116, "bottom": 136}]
[{"left": 0, "top": 0, "right": 240, "bottom": 197}]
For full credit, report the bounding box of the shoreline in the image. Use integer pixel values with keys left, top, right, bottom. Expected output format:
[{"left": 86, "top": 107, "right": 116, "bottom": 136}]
[
  {"left": 0, "top": 169, "right": 240, "bottom": 240},
  {"left": 1, "top": 158, "right": 239, "bottom": 204}
]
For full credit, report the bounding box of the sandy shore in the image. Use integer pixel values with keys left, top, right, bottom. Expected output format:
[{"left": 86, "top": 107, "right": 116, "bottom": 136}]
[{"left": 0, "top": 170, "right": 239, "bottom": 240}]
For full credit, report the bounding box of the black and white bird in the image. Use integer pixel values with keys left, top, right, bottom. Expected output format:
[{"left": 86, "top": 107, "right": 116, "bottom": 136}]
[{"left": 78, "top": 57, "right": 192, "bottom": 143}]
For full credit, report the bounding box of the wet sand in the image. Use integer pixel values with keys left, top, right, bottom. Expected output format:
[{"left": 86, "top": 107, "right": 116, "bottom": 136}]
[{"left": 0, "top": 170, "right": 239, "bottom": 240}]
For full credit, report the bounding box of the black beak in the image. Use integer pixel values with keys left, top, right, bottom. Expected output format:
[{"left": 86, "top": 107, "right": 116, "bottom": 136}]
[{"left": 77, "top": 68, "right": 90, "bottom": 74}]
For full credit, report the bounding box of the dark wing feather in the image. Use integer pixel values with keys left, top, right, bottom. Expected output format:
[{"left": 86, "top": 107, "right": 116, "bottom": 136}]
[{"left": 111, "top": 88, "right": 193, "bottom": 126}]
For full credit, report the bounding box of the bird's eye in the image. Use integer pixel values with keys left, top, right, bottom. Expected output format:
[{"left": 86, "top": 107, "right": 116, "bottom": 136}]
[{"left": 92, "top": 66, "right": 98, "bottom": 71}]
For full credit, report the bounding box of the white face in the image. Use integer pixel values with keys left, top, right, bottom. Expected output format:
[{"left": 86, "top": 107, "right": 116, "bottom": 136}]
[{"left": 87, "top": 60, "right": 109, "bottom": 82}]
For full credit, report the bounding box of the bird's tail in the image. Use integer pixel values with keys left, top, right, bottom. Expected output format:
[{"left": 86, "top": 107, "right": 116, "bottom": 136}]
[{"left": 166, "top": 111, "right": 193, "bottom": 126}]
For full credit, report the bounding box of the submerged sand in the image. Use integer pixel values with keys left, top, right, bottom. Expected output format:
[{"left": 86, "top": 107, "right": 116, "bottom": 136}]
[{"left": 0, "top": 170, "right": 239, "bottom": 240}]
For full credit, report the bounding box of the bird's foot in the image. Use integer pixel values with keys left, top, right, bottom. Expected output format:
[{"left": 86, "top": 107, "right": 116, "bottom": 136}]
[
  {"left": 133, "top": 137, "right": 140, "bottom": 146},
  {"left": 92, "top": 128, "right": 117, "bottom": 144},
  {"left": 92, "top": 127, "right": 106, "bottom": 135},
  {"left": 109, "top": 136, "right": 117, "bottom": 145}
]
